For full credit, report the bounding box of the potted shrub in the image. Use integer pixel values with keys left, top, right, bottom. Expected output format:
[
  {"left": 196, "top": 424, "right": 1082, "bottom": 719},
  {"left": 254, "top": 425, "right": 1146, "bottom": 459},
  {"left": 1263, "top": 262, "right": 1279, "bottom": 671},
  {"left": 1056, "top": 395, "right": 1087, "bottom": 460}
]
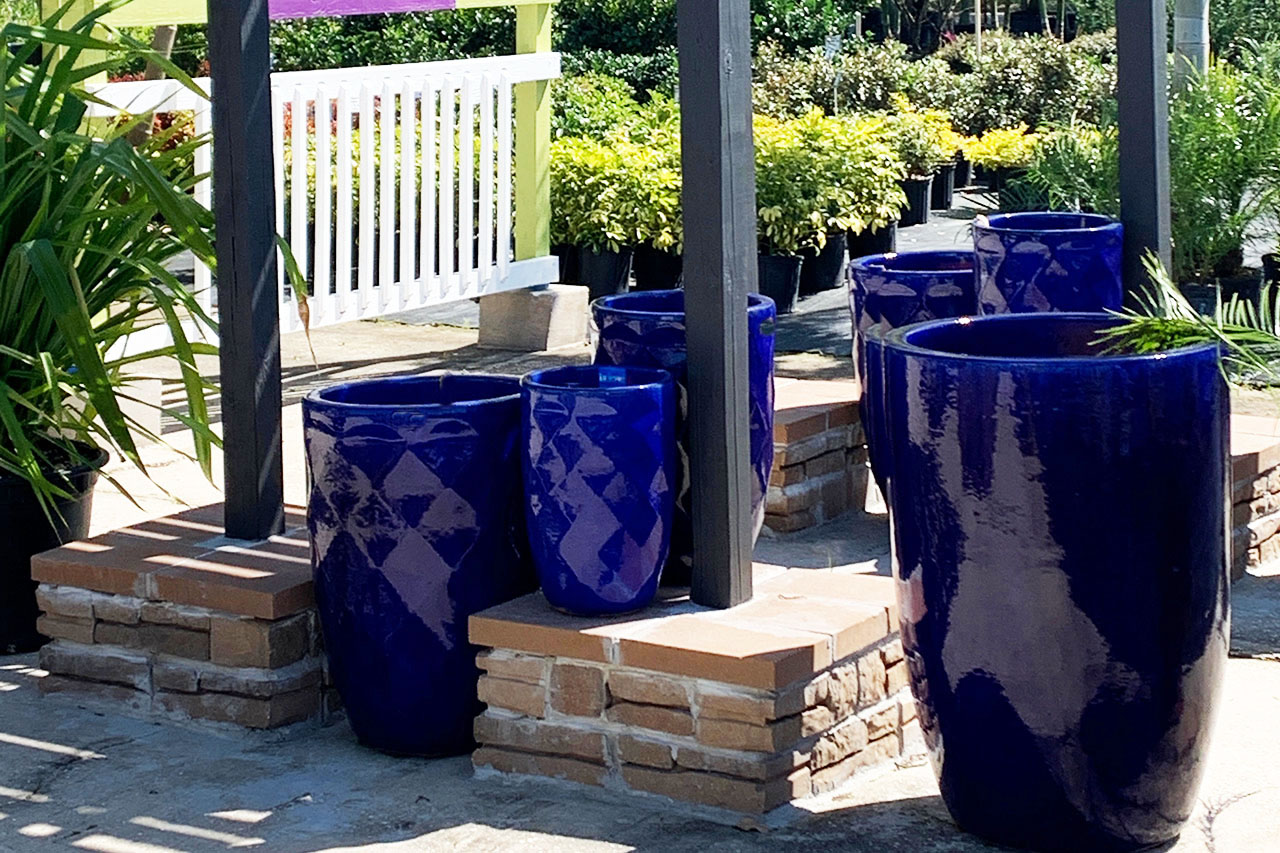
[
  {"left": 883, "top": 308, "right": 1227, "bottom": 853},
  {"left": 522, "top": 365, "right": 676, "bottom": 615},
  {"left": 550, "top": 136, "right": 637, "bottom": 300},
  {"left": 753, "top": 115, "right": 820, "bottom": 313},
  {"left": 883, "top": 98, "right": 952, "bottom": 227},
  {"left": 0, "top": 14, "right": 220, "bottom": 652},
  {"left": 966, "top": 125, "right": 1041, "bottom": 194},
  {"left": 621, "top": 98, "right": 684, "bottom": 291},
  {"left": 838, "top": 115, "right": 908, "bottom": 264}
]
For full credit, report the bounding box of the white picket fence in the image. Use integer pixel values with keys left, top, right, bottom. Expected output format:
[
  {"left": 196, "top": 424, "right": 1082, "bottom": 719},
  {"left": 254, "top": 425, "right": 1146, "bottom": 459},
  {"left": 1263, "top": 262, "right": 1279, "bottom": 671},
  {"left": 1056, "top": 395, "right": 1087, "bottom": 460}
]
[{"left": 87, "top": 54, "right": 561, "bottom": 338}]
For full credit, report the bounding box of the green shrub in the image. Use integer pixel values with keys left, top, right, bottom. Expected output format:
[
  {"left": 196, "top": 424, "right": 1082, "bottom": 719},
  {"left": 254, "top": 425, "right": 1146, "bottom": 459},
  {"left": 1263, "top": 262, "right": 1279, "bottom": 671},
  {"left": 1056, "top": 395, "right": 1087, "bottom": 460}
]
[
  {"left": 560, "top": 47, "right": 679, "bottom": 98},
  {"left": 1022, "top": 124, "right": 1119, "bottom": 215},
  {"left": 753, "top": 39, "right": 912, "bottom": 119},
  {"left": 882, "top": 96, "right": 953, "bottom": 177},
  {"left": 553, "top": 73, "right": 641, "bottom": 140},
  {"left": 551, "top": 136, "right": 643, "bottom": 252}
]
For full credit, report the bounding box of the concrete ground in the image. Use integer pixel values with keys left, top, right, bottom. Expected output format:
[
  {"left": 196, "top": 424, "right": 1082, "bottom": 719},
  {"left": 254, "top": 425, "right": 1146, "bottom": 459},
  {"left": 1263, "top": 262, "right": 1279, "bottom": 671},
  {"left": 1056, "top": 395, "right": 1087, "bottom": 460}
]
[{"left": 5, "top": 205, "right": 1278, "bottom": 851}]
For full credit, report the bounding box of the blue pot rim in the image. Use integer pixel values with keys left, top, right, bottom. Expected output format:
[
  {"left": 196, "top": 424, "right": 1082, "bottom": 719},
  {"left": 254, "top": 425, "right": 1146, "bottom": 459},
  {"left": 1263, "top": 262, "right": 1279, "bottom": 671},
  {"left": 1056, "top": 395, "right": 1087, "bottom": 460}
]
[
  {"left": 975, "top": 212, "right": 1122, "bottom": 236},
  {"left": 304, "top": 373, "right": 521, "bottom": 414},
  {"left": 522, "top": 365, "right": 675, "bottom": 394},
  {"left": 591, "top": 289, "right": 776, "bottom": 322},
  {"left": 883, "top": 313, "right": 1220, "bottom": 366},
  {"left": 851, "top": 250, "right": 975, "bottom": 277}
]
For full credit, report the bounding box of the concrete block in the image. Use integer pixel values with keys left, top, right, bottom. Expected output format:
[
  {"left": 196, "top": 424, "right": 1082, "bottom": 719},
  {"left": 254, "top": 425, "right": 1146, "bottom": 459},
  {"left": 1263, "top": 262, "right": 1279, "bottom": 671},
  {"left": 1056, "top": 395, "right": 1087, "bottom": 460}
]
[{"left": 478, "top": 285, "right": 589, "bottom": 351}]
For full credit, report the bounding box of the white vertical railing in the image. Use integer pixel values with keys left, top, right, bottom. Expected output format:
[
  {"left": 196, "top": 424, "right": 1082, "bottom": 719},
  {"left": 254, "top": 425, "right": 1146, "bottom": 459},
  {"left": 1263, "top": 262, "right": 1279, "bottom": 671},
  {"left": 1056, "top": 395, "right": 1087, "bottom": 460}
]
[{"left": 85, "top": 53, "right": 561, "bottom": 335}]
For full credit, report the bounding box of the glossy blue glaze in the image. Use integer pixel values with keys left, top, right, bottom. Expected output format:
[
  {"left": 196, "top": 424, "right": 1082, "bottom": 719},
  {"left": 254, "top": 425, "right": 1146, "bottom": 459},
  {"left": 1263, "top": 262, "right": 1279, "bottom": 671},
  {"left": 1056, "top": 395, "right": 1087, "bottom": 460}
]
[
  {"left": 974, "top": 212, "right": 1124, "bottom": 314},
  {"left": 849, "top": 251, "right": 977, "bottom": 491},
  {"left": 591, "top": 290, "right": 776, "bottom": 584},
  {"left": 303, "top": 374, "right": 536, "bottom": 756},
  {"left": 522, "top": 366, "right": 676, "bottom": 615},
  {"left": 883, "top": 314, "right": 1228, "bottom": 853}
]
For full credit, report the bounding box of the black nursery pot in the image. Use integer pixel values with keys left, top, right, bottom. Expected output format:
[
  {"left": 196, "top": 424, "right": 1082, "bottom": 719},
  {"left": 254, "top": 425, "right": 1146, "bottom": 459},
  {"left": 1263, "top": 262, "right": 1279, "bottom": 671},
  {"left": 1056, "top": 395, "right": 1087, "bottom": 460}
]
[
  {"left": 569, "top": 246, "right": 633, "bottom": 301},
  {"left": 954, "top": 156, "right": 973, "bottom": 189},
  {"left": 757, "top": 254, "right": 802, "bottom": 315},
  {"left": 1181, "top": 269, "right": 1267, "bottom": 317},
  {"left": 0, "top": 447, "right": 107, "bottom": 653},
  {"left": 632, "top": 244, "right": 684, "bottom": 291},
  {"left": 798, "top": 232, "right": 849, "bottom": 296},
  {"left": 848, "top": 223, "right": 897, "bottom": 258},
  {"left": 1263, "top": 253, "right": 1280, "bottom": 287},
  {"left": 930, "top": 162, "right": 957, "bottom": 211},
  {"left": 553, "top": 244, "right": 580, "bottom": 285},
  {"left": 899, "top": 176, "right": 934, "bottom": 227}
]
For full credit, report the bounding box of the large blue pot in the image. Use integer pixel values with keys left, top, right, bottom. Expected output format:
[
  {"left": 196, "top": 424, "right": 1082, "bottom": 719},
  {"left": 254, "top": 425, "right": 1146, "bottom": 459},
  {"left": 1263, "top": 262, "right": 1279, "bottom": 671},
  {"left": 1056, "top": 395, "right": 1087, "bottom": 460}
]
[
  {"left": 974, "top": 212, "right": 1124, "bottom": 315},
  {"left": 522, "top": 366, "right": 676, "bottom": 616},
  {"left": 303, "top": 374, "right": 536, "bottom": 756},
  {"left": 883, "top": 314, "right": 1228, "bottom": 852},
  {"left": 849, "top": 251, "right": 977, "bottom": 492},
  {"left": 592, "top": 290, "right": 776, "bottom": 584}
]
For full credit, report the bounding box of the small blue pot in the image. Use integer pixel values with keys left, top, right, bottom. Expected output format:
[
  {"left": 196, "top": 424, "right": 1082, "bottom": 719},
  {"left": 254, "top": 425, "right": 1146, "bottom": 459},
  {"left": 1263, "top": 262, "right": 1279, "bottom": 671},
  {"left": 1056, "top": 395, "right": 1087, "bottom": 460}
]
[
  {"left": 974, "top": 212, "right": 1124, "bottom": 315},
  {"left": 592, "top": 290, "right": 776, "bottom": 584},
  {"left": 883, "top": 314, "right": 1228, "bottom": 852},
  {"left": 522, "top": 366, "right": 676, "bottom": 616},
  {"left": 849, "top": 251, "right": 977, "bottom": 492},
  {"left": 303, "top": 374, "right": 535, "bottom": 756}
]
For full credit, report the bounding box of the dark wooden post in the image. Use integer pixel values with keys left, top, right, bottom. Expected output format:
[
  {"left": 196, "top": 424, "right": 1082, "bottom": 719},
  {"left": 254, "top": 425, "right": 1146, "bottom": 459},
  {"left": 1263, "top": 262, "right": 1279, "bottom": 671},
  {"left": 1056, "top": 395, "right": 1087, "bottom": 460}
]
[
  {"left": 677, "top": 0, "right": 757, "bottom": 608},
  {"left": 1115, "top": 0, "right": 1173, "bottom": 292},
  {"left": 207, "top": 0, "right": 285, "bottom": 541}
]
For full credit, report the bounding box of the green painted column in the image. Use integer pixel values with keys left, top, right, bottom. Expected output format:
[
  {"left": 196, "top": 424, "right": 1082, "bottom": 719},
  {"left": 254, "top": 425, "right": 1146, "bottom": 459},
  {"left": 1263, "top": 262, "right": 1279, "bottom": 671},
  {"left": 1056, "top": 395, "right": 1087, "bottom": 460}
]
[{"left": 514, "top": 2, "right": 554, "bottom": 262}]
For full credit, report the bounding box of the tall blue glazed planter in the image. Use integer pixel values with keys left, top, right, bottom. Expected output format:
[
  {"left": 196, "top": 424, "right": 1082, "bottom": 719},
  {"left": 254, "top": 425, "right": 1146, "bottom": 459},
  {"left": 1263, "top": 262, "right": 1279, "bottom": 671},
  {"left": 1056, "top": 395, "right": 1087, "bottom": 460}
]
[
  {"left": 522, "top": 366, "right": 676, "bottom": 616},
  {"left": 974, "top": 212, "right": 1124, "bottom": 314},
  {"left": 303, "top": 374, "right": 536, "bottom": 756},
  {"left": 592, "top": 290, "right": 776, "bottom": 584},
  {"left": 849, "top": 251, "right": 977, "bottom": 492},
  {"left": 884, "top": 314, "right": 1228, "bottom": 853}
]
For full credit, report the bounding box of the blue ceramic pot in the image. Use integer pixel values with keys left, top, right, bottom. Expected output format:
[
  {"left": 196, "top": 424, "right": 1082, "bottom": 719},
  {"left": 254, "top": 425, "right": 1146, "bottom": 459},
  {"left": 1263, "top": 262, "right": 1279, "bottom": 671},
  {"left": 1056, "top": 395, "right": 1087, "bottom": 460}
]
[
  {"left": 883, "top": 314, "right": 1228, "bottom": 852},
  {"left": 591, "top": 290, "right": 776, "bottom": 584},
  {"left": 303, "top": 374, "right": 535, "bottom": 756},
  {"left": 522, "top": 366, "right": 676, "bottom": 616},
  {"left": 974, "top": 212, "right": 1124, "bottom": 315},
  {"left": 848, "top": 251, "right": 977, "bottom": 491}
]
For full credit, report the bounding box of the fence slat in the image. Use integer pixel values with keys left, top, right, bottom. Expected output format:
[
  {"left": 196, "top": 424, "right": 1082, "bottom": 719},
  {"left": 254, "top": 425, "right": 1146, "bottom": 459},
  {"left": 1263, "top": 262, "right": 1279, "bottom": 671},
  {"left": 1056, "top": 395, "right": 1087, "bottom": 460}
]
[
  {"left": 399, "top": 80, "right": 417, "bottom": 307},
  {"left": 379, "top": 80, "right": 396, "bottom": 312},
  {"left": 193, "top": 102, "right": 215, "bottom": 315},
  {"left": 288, "top": 87, "right": 309, "bottom": 334},
  {"left": 421, "top": 80, "right": 437, "bottom": 303},
  {"left": 497, "top": 74, "right": 513, "bottom": 282},
  {"left": 271, "top": 87, "right": 287, "bottom": 314},
  {"left": 439, "top": 77, "right": 457, "bottom": 299},
  {"left": 357, "top": 83, "right": 376, "bottom": 313},
  {"left": 458, "top": 78, "right": 476, "bottom": 297},
  {"left": 314, "top": 86, "right": 333, "bottom": 328},
  {"left": 335, "top": 84, "right": 355, "bottom": 322},
  {"left": 478, "top": 75, "right": 495, "bottom": 290}
]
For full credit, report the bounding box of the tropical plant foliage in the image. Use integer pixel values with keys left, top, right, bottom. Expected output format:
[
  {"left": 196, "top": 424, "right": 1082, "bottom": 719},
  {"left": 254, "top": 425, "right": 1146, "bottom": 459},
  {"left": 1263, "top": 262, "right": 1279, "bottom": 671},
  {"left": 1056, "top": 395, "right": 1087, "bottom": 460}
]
[{"left": 1, "top": 3, "right": 219, "bottom": 517}]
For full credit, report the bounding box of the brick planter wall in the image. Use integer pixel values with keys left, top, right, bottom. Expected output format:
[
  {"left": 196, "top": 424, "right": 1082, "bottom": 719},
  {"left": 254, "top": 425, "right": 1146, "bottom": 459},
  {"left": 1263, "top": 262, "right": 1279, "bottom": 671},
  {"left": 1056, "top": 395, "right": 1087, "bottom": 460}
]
[
  {"left": 30, "top": 505, "right": 334, "bottom": 728},
  {"left": 470, "top": 570, "right": 918, "bottom": 814},
  {"left": 1232, "top": 416, "right": 1280, "bottom": 581},
  {"left": 765, "top": 380, "right": 868, "bottom": 534}
]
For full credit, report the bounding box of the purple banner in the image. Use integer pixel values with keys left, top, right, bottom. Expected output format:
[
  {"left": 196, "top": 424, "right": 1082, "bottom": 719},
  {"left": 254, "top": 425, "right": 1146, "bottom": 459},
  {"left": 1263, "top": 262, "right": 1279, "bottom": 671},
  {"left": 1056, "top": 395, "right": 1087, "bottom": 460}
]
[{"left": 270, "top": 0, "right": 457, "bottom": 20}]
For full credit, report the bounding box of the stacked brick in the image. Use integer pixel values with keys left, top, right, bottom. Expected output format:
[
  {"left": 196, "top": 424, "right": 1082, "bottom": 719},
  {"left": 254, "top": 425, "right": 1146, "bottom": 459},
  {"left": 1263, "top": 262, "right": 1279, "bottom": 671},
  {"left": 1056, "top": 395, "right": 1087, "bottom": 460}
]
[
  {"left": 472, "top": 638, "right": 917, "bottom": 814},
  {"left": 1231, "top": 417, "right": 1280, "bottom": 581},
  {"left": 765, "top": 379, "right": 868, "bottom": 534},
  {"left": 35, "top": 585, "right": 332, "bottom": 728}
]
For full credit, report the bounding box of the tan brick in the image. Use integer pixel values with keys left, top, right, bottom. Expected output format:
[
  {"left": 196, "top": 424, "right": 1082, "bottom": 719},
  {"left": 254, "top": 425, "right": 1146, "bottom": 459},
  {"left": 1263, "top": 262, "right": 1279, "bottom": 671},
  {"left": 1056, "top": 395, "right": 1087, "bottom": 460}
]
[
  {"left": 39, "top": 675, "right": 149, "bottom": 712},
  {"left": 476, "top": 650, "right": 548, "bottom": 685},
  {"left": 621, "top": 765, "right": 809, "bottom": 813},
  {"left": 769, "top": 463, "right": 806, "bottom": 488},
  {"left": 676, "top": 745, "right": 809, "bottom": 781},
  {"left": 35, "top": 585, "right": 94, "bottom": 620},
  {"left": 93, "top": 595, "right": 143, "bottom": 625},
  {"left": 821, "top": 476, "right": 851, "bottom": 517},
  {"left": 697, "top": 683, "right": 811, "bottom": 725},
  {"left": 549, "top": 663, "right": 606, "bottom": 718},
  {"left": 155, "top": 687, "right": 319, "bottom": 729},
  {"left": 153, "top": 660, "right": 199, "bottom": 693},
  {"left": 763, "top": 510, "right": 818, "bottom": 534},
  {"left": 473, "top": 747, "right": 606, "bottom": 788},
  {"left": 478, "top": 676, "right": 546, "bottom": 718},
  {"left": 812, "top": 717, "right": 869, "bottom": 769},
  {"left": 863, "top": 704, "right": 898, "bottom": 741},
  {"left": 899, "top": 694, "right": 918, "bottom": 724},
  {"left": 775, "top": 409, "right": 828, "bottom": 443},
  {"left": 827, "top": 660, "right": 858, "bottom": 718},
  {"left": 140, "top": 601, "right": 212, "bottom": 632},
  {"left": 197, "top": 659, "right": 323, "bottom": 698},
  {"left": 210, "top": 613, "right": 310, "bottom": 669},
  {"left": 618, "top": 735, "right": 674, "bottom": 769},
  {"left": 697, "top": 715, "right": 804, "bottom": 753},
  {"left": 36, "top": 615, "right": 95, "bottom": 645},
  {"left": 607, "top": 702, "right": 694, "bottom": 736},
  {"left": 885, "top": 661, "right": 910, "bottom": 696},
  {"left": 880, "top": 639, "right": 905, "bottom": 667},
  {"left": 810, "top": 732, "right": 900, "bottom": 794},
  {"left": 39, "top": 642, "right": 149, "bottom": 690},
  {"left": 609, "top": 671, "right": 690, "bottom": 709},
  {"left": 858, "top": 650, "right": 887, "bottom": 707},
  {"left": 473, "top": 713, "right": 606, "bottom": 763},
  {"left": 805, "top": 450, "right": 847, "bottom": 479},
  {"left": 801, "top": 705, "right": 835, "bottom": 737},
  {"left": 766, "top": 478, "right": 824, "bottom": 515},
  {"left": 93, "top": 622, "right": 210, "bottom": 661}
]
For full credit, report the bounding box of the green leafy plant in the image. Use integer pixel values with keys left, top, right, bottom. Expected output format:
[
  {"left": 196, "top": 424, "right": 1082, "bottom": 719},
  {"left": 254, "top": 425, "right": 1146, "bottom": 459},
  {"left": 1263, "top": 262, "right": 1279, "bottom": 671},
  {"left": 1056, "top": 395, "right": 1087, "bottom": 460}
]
[
  {"left": 553, "top": 73, "right": 641, "bottom": 140},
  {"left": 966, "top": 125, "right": 1041, "bottom": 170},
  {"left": 550, "top": 136, "right": 641, "bottom": 252},
  {"left": 1023, "top": 124, "right": 1119, "bottom": 215},
  {"left": 882, "top": 95, "right": 953, "bottom": 178},
  {"left": 1, "top": 4, "right": 220, "bottom": 517}
]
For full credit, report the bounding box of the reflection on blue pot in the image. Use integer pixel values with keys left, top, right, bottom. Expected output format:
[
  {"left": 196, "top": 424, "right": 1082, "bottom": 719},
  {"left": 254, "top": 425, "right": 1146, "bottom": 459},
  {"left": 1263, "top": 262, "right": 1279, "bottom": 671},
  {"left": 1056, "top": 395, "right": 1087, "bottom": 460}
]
[
  {"left": 522, "top": 366, "right": 676, "bottom": 616},
  {"left": 884, "top": 314, "right": 1227, "bottom": 853},
  {"left": 592, "top": 290, "right": 776, "bottom": 584},
  {"left": 303, "top": 374, "right": 535, "bottom": 756},
  {"left": 974, "top": 212, "right": 1124, "bottom": 315},
  {"left": 849, "top": 251, "right": 977, "bottom": 491}
]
